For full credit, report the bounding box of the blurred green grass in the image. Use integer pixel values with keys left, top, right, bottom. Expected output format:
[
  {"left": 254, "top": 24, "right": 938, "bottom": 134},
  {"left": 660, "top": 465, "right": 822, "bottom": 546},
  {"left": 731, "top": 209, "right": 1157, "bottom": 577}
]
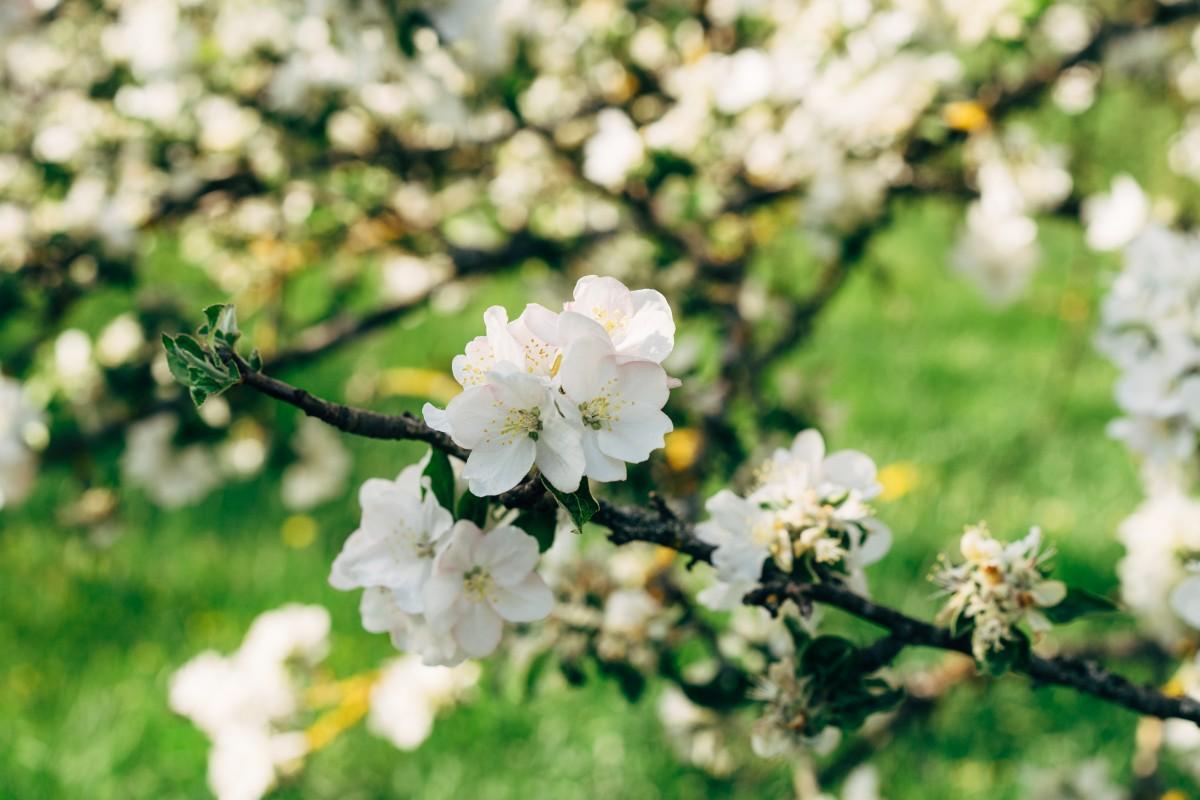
[{"left": 0, "top": 187, "right": 1182, "bottom": 798}]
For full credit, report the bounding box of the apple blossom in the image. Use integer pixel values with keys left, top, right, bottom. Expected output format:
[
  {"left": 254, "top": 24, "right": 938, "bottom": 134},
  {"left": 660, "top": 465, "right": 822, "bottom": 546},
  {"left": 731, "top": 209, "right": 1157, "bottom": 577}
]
[
  {"left": 423, "top": 520, "right": 554, "bottom": 658},
  {"left": 329, "top": 465, "right": 454, "bottom": 613}
]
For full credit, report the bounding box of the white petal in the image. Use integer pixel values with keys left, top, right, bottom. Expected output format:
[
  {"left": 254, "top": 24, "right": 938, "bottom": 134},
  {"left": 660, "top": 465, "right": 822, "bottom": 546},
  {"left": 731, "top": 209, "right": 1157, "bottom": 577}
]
[
  {"left": 477, "top": 525, "right": 539, "bottom": 585},
  {"left": 422, "top": 573, "right": 465, "bottom": 620},
  {"left": 454, "top": 602, "right": 504, "bottom": 657},
  {"left": 614, "top": 360, "right": 669, "bottom": 408},
  {"left": 534, "top": 416, "right": 584, "bottom": 493},
  {"left": 559, "top": 332, "right": 617, "bottom": 402},
  {"left": 463, "top": 438, "right": 536, "bottom": 496},
  {"left": 581, "top": 431, "right": 627, "bottom": 482},
  {"left": 1171, "top": 577, "right": 1200, "bottom": 629},
  {"left": 598, "top": 406, "right": 672, "bottom": 463},
  {"left": 822, "top": 451, "right": 878, "bottom": 494},
  {"left": 490, "top": 573, "right": 554, "bottom": 622},
  {"left": 790, "top": 429, "right": 825, "bottom": 471}
]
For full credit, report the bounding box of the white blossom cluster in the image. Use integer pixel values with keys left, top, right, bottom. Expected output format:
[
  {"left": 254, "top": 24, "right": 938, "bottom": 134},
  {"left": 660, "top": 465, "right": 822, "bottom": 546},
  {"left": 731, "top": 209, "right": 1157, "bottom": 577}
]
[
  {"left": 951, "top": 126, "right": 1072, "bottom": 304},
  {"left": 695, "top": 429, "right": 892, "bottom": 611},
  {"left": 424, "top": 275, "right": 676, "bottom": 496},
  {"left": 170, "top": 604, "right": 478, "bottom": 800},
  {"left": 168, "top": 604, "right": 330, "bottom": 800},
  {"left": 121, "top": 413, "right": 348, "bottom": 511},
  {"left": 330, "top": 454, "right": 553, "bottom": 663},
  {"left": 1096, "top": 226, "right": 1200, "bottom": 644},
  {"left": 931, "top": 523, "right": 1065, "bottom": 662},
  {"left": 0, "top": 373, "right": 44, "bottom": 510},
  {"left": 1097, "top": 227, "right": 1200, "bottom": 483}
]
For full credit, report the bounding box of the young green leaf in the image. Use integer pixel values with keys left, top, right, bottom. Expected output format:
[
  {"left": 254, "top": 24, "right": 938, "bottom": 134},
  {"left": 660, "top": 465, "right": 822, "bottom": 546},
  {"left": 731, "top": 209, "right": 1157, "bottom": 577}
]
[
  {"left": 542, "top": 477, "right": 598, "bottom": 533},
  {"left": 1042, "top": 587, "right": 1118, "bottom": 624}
]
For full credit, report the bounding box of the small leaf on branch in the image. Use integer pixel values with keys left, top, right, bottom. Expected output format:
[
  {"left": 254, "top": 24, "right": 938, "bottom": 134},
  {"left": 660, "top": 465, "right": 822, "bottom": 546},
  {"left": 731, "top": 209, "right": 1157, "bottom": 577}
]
[
  {"left": 422, "top": 449, "right": 456, "bottom": 512},
  {"left": 514, "top": 508, "right": 557, "bottom": 553},
  {"left": 542, "top": 477, "right": 598, "bottom": 533},
  {"left": 1042, "top": 587, "right": 1118, "bottom": 624},
  {"left": 979, "top": 630, "right": 1031, "bottom": 677}
]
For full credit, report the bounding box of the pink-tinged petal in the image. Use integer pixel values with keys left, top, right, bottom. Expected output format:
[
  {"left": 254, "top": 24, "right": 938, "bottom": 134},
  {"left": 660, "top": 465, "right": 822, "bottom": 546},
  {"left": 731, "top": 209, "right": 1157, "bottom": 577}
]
[
  {"left": 483, "top": 306, "right": 524, "bottom": 367},
  {"left": 519, "top": 303, "right": 562, "bottom": 345},
  {"left": 490, "top": 573, "right": 554, "bottom": 622},
  {"left": 597, "top": 406, "right": 672, "bottom": 463},
  {"left": 822, "top": 451, "right": 878, "bottom": 494},
  {"left": 615, "top": 360, "right": 669, "bottom": 408},
  {"left": 581, "top": 432, "right": 627, "bottom": 482},
  {"left": 454, "top": 602, "right": 504, "bottom": 657},
  {"left": 463, "top": 438, "right": 536, "bottom": 496},
  {"left": 452, "top": 335, "right": 495, "bottom": 387},
  {"left": 790, "top": 429, "right": 825, "bottom": 471},
  {"left": 559, "top": 333, "right": 618, "bottom": 402},
  {"left": 535, "top": 416, "right": 584, "bottom": 493},
  {"left": 570, "top": 275, "right": 634, "bottom": 317},
  {"left": 477, "top": 526, "right": 539, "bottom": 585}
]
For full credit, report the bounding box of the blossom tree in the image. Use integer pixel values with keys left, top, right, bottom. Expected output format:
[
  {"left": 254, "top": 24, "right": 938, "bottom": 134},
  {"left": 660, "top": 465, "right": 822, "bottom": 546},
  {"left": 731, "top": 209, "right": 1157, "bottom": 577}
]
[{"left": 9, "top": 0, "right": 1200, "bottom": 797}]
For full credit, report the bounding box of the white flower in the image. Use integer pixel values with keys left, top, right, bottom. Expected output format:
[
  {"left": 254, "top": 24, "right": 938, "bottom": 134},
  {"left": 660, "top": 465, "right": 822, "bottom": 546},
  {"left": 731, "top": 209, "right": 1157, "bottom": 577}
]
[
  {"left": 358, "top": 587, "right": 467, "bottom": 666},
  {"left": 121, "top": 413, "right": 222, "bottom": 509},
  {"left": 448, "top": 304, "right": 560, "bottom": 389},
  {"left": 330, "top": 467, "right": 454, "bottom": 612},
  {"left": 1082, "top": 174, "right": 1150, "bottom": 252},
  {"left": 562, "top": 275, "right": 675, "bottom": 364},
  {"left": 583, "top": 109, "right": 645, "bottom": 190},
  {"left": 751, "top": 429, "right": 882, "bottom": 505},
  {"left": 430, "top": 364, "right": 584, "bottom": 495},
  {"left": 367, "top": 655, "right": 480, "bottom": 750},
  {"left": 697, "top": 490, "right": 777, "bottom": 585},
  {"left": 169, "top": 604, "right": 329, "bottom": 800},
  {"left": 558, "top": 313, "right": 673, "bottom": 481},
  {"left": 423, "top": 521, "right": 554, "bottom": 658}
]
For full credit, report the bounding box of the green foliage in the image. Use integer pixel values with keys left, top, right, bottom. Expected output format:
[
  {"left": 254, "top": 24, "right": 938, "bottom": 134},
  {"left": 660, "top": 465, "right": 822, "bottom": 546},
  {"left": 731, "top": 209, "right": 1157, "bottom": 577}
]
[
  {"left": 161, "top": 304, "right": 255, "bottom": 406},
  {"left": 1043, "top": 587, "right": 1119, "bottom": 625},
  {"left": 979, "top": 630, "right": 1032, "bottom": 677},
  {"left": 456, "top": 490, "right": 490, "bottom": 527},
  {"left": 542, "top": 478, "right": 598, "bottom": 533},
  {"left": 791, "top": 635, "right": 905, "bottom": 736},
  {"left": 515, "top": 507, "right": 558, "bottom": 553},
  {"left": 422, "top": 448, "right": 456, "bottom": 513}
]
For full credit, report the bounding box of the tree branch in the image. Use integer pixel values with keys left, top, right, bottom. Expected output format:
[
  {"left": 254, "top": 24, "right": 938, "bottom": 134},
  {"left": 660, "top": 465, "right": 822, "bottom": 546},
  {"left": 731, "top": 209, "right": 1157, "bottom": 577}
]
[{"left": 226, "top": 361, "right": 1200, "bottom": 725}]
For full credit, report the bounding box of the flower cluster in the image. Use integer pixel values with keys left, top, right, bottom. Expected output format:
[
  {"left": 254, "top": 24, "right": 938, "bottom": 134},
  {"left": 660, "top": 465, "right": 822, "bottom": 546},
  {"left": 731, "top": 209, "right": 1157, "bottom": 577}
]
[
  {"left": 695, "top": 429, "right": 892, "bottom": 611},
  {"left": 0, "top": 374, "right": 44, "bottom": 510},
  {"left": 367, "top": 655, "right": 480, "bottom": 751},
  {"left": 424, "top": 275, "right": 676, "bottom": 496},
  {"left": 1115, "top": 491, "right": 1200, "bottom": 646},
  {"left": 932, "top": 523, "right": 1065, "bottom": 662},
  {"left": 170, "top": 604, "right": 479, "bottom": 800},
  {"left": 168, "top": 604, "right": 330, "bottom": 800},
  {"left": 330, "top": 453, "right": 553, "bottom": 662},
  {"left": 1097, "top": 227, "right": 1200, "bottom": 484}
]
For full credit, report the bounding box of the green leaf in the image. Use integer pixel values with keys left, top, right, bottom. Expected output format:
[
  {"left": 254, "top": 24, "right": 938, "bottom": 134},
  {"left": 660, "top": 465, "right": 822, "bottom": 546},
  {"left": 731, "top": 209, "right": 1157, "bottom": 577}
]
[
  {"left": 514, "top": 508, "right": 557, "bottom": 553},
  {"left": 1042, "top": 587, "right": 1118, "bottom": 624},
  {"left": 189, "top": 386, "right": 208, "bottom": 407},
  {"left": 456, "top": 491, "right": 489, "bottom": 527},
  {"left": 597, "top": 659, "right": 646, "bottom": 703},
  {"left": 979, "top": 629, "right": 1031, "bottom": 677},
  {"left": 162, "top": 335, "right": 191, "bottom": 385},
  {"left": 799, "top": 636, "right": 859, "bottom": 679},
  {"left": 247, "top": 349, "right": 263, "bottom": 372},
  {"left": 422, "top": 449, "right": 456, "bottom": 512},
  {"left": 542, "top": 477, "right": 598, "bottom": 533}
]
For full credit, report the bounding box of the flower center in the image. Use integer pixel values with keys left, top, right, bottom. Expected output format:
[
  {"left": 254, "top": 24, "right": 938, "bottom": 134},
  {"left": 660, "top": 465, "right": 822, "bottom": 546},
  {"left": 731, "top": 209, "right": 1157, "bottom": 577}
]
[
  {"left": 463, "top": 565, "right": 495, "bottom": 601},
  {"left": 591, "top": 306, "right": 628, "bottom": 335},
  {"left": 413, "top": 535, "right": 437, "bottom": 560},
  {"left": 502, "top": 406, "right": 543, "bottom": 440},
  {"left": 579, "top": 395, "right": 613, "bottom": 430}
]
